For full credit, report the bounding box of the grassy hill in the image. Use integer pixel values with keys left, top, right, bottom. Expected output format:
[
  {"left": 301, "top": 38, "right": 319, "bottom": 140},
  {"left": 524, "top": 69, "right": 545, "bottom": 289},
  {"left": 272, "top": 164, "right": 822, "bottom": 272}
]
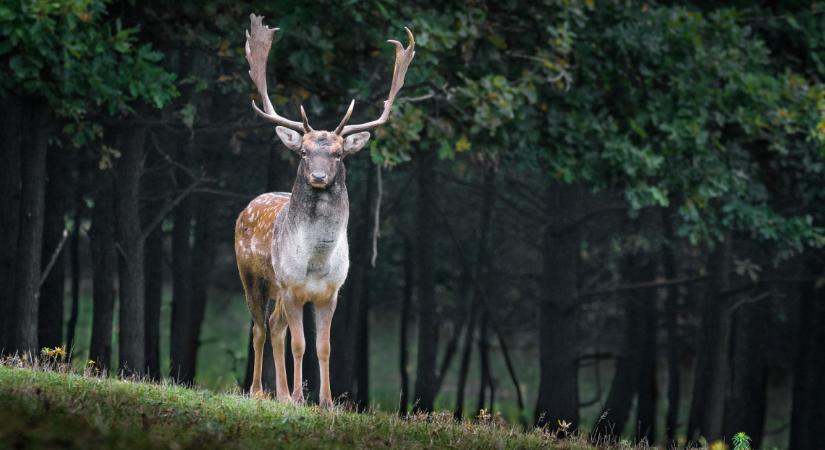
[{"left": 0, "top": 364, "right": 595, "bottom": 449}]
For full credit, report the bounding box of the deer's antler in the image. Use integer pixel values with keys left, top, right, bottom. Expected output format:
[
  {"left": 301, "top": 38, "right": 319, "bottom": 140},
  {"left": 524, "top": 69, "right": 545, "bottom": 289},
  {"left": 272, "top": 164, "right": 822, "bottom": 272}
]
[
  {"left": 335, "top": 27, "right": 416, "bottom": 136},
  {"left": 246, "top": 14, "right": 309, "bottom": 132}
]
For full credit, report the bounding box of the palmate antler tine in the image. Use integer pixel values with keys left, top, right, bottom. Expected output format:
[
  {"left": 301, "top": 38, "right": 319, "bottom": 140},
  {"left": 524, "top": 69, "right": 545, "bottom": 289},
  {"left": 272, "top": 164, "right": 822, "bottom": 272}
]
[
  {"left": 245, "top": 14, "right": 307, "bottom": 132},
  {"left": 338, "top": 27, "right": 415, "bottom": 136}
]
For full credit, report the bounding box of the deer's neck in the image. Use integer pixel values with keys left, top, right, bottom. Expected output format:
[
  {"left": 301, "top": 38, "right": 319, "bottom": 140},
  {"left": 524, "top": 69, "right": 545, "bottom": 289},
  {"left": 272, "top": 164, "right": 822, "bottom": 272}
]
[{"left": 284, "top": 167, "right": 349, "bottom": 257}]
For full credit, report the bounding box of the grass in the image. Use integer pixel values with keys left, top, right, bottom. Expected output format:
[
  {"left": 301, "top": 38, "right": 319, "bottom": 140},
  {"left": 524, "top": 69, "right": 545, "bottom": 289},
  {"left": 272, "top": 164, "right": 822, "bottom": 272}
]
[{"left": 0, "top": 363, "right": 603, "bottom": 450}]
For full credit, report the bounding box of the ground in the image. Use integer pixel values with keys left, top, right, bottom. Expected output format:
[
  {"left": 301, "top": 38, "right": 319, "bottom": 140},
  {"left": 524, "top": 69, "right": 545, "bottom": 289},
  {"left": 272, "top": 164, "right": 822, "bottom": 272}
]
[{"left": 0, "top": 364, "right": 598, "bottom": 450}]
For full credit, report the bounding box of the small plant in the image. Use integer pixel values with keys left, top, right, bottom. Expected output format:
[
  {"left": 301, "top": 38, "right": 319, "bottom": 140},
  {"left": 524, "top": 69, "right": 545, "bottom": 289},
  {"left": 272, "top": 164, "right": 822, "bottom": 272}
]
[
  {"left": 732, "top": 432, "right": 751, "bottom": 450},
  {"left": 557, "top": 419, "right": 572, "bottom": 438},
  {"left": 40, "top": 346, "right": 65, "bottom": 360}
]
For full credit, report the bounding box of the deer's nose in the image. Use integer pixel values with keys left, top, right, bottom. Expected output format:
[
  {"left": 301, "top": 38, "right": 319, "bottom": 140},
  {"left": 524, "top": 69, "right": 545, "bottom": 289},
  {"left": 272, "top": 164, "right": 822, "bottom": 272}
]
[{"left": 311, "top": 172, "right": 327, "bottom": 183}]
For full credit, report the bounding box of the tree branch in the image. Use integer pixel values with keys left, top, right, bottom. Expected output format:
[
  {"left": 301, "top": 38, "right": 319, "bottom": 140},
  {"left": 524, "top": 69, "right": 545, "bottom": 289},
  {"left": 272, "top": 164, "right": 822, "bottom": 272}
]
[
  {"left": 38, "top": 228, "right": 69, "bottom": 290},
  {"left": 140, "top": 180, "right": 202, "bottom": 243}
]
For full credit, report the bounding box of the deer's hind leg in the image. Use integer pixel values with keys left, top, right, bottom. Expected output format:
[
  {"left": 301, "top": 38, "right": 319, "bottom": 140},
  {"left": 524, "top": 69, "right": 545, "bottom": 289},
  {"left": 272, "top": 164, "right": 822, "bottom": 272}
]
[
  {"left": 239, "top": 268, "right": 267, "bottom": 398},
  {"left": 268, "top": 285, "right": 291, "bottom": 402}
]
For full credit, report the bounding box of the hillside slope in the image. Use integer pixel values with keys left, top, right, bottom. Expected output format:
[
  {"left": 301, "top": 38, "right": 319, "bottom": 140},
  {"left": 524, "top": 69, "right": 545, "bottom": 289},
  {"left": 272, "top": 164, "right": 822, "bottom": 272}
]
[{"left": 0, "top": 365, "right": 588, "bottom": 449}]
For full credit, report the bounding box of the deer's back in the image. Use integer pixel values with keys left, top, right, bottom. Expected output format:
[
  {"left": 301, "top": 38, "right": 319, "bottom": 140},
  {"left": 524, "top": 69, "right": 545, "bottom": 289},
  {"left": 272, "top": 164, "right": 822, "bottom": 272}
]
[{"left": 235, "top": 192, "right": 291, "bottom": 282}]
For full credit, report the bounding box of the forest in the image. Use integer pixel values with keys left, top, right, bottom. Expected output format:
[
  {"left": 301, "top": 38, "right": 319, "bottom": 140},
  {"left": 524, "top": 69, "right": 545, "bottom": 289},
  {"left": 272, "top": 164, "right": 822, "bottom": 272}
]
[{"left": 1, "top": 1, "right": 824, "bottom": 449}]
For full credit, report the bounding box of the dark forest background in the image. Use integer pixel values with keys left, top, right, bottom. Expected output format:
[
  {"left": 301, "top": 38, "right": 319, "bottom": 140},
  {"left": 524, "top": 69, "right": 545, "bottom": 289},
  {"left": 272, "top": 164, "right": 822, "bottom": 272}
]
[{"left": 2, "top": 1, "right": 825, "bottom": 448}]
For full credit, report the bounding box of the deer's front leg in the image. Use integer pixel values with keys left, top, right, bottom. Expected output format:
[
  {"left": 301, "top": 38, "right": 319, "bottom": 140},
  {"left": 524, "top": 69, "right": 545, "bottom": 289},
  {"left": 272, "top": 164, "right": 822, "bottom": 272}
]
[
  {"left": 314, "top": 293, "right": 337, "bottom": 408},
  {"left": 283, "top": 297, "right": 306, "bottom": 403}
]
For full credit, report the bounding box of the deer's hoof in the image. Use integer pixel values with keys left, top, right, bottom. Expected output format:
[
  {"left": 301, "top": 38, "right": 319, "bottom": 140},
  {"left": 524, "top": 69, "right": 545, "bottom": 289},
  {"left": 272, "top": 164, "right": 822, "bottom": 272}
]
[{"left": 319, "top": 397, "right": 334, "bottom": 409}]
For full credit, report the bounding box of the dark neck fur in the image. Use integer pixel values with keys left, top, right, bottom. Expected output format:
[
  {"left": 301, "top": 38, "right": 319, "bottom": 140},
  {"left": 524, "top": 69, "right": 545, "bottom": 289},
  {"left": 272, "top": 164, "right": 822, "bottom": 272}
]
[{"left": 285, "top": 162, "right": 349, "bottom": 230}]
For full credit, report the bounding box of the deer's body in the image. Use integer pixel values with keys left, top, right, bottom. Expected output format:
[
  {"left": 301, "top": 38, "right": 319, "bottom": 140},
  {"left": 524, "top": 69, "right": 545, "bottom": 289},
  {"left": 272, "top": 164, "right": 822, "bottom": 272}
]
[
  {"left": 236, "top": 187, "right": 350, "bottom": 303},
  {"left": 236, "top": 14, "right": 414, "bottom": 407},
  {"left": 236, "top": 172, "right": 349, "bottom": 404}
]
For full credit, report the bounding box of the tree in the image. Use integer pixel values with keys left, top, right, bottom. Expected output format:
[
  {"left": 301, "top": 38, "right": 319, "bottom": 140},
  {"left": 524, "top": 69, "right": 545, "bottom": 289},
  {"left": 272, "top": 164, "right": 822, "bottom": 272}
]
[{"left": 0, "top": 0, "right": 176, "bottom": 361}]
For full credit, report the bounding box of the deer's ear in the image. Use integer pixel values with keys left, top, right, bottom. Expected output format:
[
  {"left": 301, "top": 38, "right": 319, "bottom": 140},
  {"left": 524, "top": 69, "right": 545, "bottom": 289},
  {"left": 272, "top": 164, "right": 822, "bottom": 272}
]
[
  {"left": 343, "top": 132, "right": 371, "bottom": 154},
  {"left": 275, "top": 126, "right": 302, "bottom": 152}
]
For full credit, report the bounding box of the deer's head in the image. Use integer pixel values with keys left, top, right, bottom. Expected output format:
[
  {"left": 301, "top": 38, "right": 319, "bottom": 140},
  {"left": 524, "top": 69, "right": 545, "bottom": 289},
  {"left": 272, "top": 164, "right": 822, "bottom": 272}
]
[{"left": 245, "top": 14, "right": 415, "bottom": 190}]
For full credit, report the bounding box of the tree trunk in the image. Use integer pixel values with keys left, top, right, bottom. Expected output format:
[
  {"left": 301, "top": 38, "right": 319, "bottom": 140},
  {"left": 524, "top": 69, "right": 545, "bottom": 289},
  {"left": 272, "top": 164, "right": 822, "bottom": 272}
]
[
  {"left": 169, "top": 118, "right": 195, "bottom": 380},
  {"left": 39, "top": 144, "right": 69, "bottom": 350},
  {"left": 172, "top": 183, "right": 217, "bottom": 384},
  {"left": 591, "top": 253, "right": 654, "bottom": 443},
  {"left": 89, "top": 164, "right": 117, "bottom": 370},
  {"left": 399, "top": 238, "right": 413, "bottom": 415},
  {"left": 789, "top": 260, "right": 824, "bottom": 450},
  {"left": 413, "top": 149, "right": 437, "bottom": 413},
  {"left": 353, "top": 164, "right": 378, "bottom": 411},
  {"left": 170, "top": 183, "right": 194, "bottom": 381},
  {"left": 0, "top": 95, "right": 22, "bottom": 354},
  {"left": 635, "top": 279, "right": 657, "bottom": 444},
  {"left": 13, "top": 105, "right": 51, "bottom": 357},
  {"left": 476, "top": 309, "right": 492, "bottom": 416},
  {"left": 66, "top": 168, "right": 83, "bottom": 360},
  {"left": 662, "top": 207, "right": 681, "bottom": 444},
  {"left": 142, "top": 146, "right": 167, "bottom": 380},
  {"left": 723, "top": 300, "right": 768, "bottom": 449},
  {"left": 535, "top": 182, "right": 582, "bottom": 430},
  {"left": 354, "top": 275, "right": 369, "bottom": 410},
  {"left": 687, "top": 239, "right": 733, "bottom": 442},
  {"left": 454, "top": 299, "right": 478, "bottom": 419},
  {"left": 144, "top": 224, "right": 164, "bottom": 380},
  {"left": 114, "top": 125, "right": 148, "bottom": 375}
]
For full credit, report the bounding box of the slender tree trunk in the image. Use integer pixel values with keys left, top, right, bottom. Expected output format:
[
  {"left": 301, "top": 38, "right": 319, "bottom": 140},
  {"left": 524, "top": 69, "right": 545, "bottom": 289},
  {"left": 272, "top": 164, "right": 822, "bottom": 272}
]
[
  {"left": 89, "top": 164, "right": 117, "bottom": 370},
  {"left": 454, "top": 299, "right": 478, "bottom": 419},
  {"left": 169, "top": 123, "right": 196, "bottom": 382},
  {"left": 635, "top": 281, "right": 657, "bottom": 444},
  {"left": 66, "top": 190, "right": 82, "bottom": 359},
  {"left": 39, "top": 144, "right": 69, "bottom": 350},
  {"left": 687, "top": 239, "right": 733, "bottom": 442},
  {"left": 170, "top": 185, "right": 194, "bottom": 381},
  {"left": 354, "top": 275, "right": 370, "bottom": 410},
  {"left": 181, "top": 171, "right": 222, "bottom": 383},
  {"left": 0, "top": 95, "right": 21, "bottom": 355},
  {"left": 723, "top": 300, "right": 768, "bottom": 449},
  {"left": 789, "top": 260, "right": 825, "bottom": 450},
  {"left": 13, "top": 105, "right": 51, "bottom": 357},
  {"left": 662, "top": 207, "right": 681, "bottom": 444},
  {"left": 535, "top": 182, "right": 581, "bottom": 430},
  {"left": 476, "top": 310, "right": 491, "bottom": 416},
  {"left": 399, "top": 238, "right": 413, "bottom": 415},
  {"left": 413, "top": 149, "right": 437, "bottom": 413},
  {"left": 455, "top": 164, "right": 497, "bottom": 419},
  {"left": 353, "top": 165, "right": 378, "bottom": 410},
  {"left": 144, "top": 225, "right": 163, "bottom": 379},
  {"left": 114, "top": 125, "right": 148, "bottom": 375},
  {"left": 143, "top": 146, "right": 167, "bottom": 380}
]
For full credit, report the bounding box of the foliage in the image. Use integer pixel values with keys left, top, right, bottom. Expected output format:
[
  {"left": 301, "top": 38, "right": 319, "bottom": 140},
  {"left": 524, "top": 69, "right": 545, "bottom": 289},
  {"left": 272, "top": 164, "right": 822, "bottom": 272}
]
[
  {"left": 536, "top": 4, "right": 825, "bottom": 254},
  {"left": 0, "top": 0, "right": 177, "bottom": 144}
]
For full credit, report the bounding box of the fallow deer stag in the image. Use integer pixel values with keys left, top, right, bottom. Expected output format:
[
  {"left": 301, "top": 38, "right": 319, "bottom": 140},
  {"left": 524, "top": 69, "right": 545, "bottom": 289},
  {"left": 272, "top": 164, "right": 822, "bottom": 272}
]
[{"left": 235, "top": 14, "right": 414, "bottom": 407}]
